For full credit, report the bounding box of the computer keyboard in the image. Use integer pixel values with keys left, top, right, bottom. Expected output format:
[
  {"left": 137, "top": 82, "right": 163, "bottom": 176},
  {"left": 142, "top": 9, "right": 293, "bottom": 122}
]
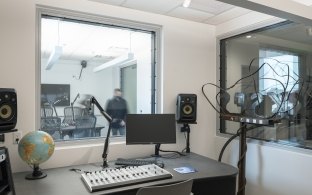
[{"left": 115, "top": 158, "right": 164, "bottom": 168}]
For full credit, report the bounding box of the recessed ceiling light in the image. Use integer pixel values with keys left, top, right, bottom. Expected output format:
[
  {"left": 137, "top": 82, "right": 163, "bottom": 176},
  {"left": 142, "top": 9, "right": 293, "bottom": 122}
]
[
  {"left": 246, "top": 35, "right": 252, "bottom": 39},
  {"left": 182, "top": 0, "right": 192, "bottom": 8}
]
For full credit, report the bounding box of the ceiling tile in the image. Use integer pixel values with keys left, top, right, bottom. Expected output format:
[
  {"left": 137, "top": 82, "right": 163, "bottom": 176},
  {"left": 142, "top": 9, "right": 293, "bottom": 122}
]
[
  {"left": 122, "top": 0, "right": 184, "bottom": 14},
  {"left": 88, "top": 0, "right": 252, "bottom": 25},
  {"left": 191, "top": 0, "right": 234, "bottom": 15},
  {"left": 167, "top": 7, "right": 214, "bottom": 22},
  {"left": 204, "top": 7, "right": 251, "bottom": 25}
]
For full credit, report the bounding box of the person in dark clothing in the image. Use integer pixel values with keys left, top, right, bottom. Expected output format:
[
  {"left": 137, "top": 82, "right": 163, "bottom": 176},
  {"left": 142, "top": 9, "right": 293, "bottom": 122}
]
[{"left": 106, "top": 88, "right": 128, "bottom": 136}]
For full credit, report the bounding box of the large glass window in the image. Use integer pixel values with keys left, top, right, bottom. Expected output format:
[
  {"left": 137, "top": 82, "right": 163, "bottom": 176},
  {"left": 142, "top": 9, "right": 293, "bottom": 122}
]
[
  {"left": 259, "top": 49, "right": 299, "bottom": 92},
  {"left": 219, "top": 21, "right": 312, "bottom": 149},
  {"left": 39, "top": 14, "right": 157, "bottom": 141}
]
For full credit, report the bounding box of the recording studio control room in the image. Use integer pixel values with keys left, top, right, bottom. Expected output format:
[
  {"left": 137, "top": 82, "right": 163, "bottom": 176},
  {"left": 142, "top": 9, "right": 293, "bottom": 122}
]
[{"left": 1, "top": 0, "right": 312, "bottom": 195}]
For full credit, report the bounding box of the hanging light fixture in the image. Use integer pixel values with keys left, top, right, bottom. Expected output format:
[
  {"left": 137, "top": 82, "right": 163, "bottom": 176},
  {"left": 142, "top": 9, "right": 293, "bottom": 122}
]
[
  {"left": 306, "top": 26, "right": 312, "bottom": 36},
  {"left": 45, "top": 20, "right": 63, "bottom": 70},
  {"left": 93, "top": 31, "right": 135, "bottom": 73},
  {"left": 93, "top": 52, "right": 134, "bottom": 73}
]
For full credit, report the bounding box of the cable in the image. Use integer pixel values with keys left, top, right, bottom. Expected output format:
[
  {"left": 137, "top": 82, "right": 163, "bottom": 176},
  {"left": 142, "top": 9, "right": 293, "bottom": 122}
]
[
  {"left": 202, "top": 56, "right": 305, "bottom": 120},
  {"left": 218, "top": 124, "right": 259, "bottom": 162},
  {"left": 159, "top": 152, "right": 184, "bottom": 159},
  {"left": 159, "top": 149, "right": 186, "bottom": 156}
]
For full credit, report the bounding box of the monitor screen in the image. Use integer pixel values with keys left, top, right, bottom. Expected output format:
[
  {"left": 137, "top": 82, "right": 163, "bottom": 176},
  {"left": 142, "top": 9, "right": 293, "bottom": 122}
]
[
  {"left": 126, "top": 114, "right": 176, "bottom": 145},
  {"left": 41, "top": 84, "right": 70, "bottom": 106}
]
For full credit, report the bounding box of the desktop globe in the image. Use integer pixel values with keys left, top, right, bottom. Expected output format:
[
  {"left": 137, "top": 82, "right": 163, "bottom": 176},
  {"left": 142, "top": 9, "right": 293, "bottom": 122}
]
[{"left": 18, "top": 130, "right": 55, "bottom": 180}]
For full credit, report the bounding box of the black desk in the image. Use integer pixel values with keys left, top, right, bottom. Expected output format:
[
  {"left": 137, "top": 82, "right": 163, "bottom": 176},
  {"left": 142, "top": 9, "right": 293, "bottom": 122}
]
[{"left": 13, "top": 153, "right": 237, "bottom": 195}]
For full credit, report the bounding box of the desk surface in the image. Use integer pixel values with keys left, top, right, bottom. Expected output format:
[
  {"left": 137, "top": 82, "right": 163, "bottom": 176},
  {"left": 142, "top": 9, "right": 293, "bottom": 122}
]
[{"left": 13, "top": 153, "right": 237, "bottom": 195}]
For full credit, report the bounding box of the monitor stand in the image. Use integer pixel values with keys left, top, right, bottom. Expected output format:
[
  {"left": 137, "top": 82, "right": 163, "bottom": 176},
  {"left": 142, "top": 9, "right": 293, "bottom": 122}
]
[{"left": 151, "top": 144, "right": 161, "bottom": 157}]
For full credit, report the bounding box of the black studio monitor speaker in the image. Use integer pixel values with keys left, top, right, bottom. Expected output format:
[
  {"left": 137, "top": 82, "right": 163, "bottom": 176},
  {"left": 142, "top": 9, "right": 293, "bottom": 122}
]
[
  {"left": 0, "top": 88, "right": 17, "bottom": 132},
  {"left": 176, "top": 94, "right": 197, "bottom": 123}
]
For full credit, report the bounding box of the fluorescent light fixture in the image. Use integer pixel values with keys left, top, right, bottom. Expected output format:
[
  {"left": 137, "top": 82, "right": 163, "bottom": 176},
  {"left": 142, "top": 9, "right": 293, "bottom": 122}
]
[
  {"left": 45, "top": 46, "right": 63, "bottom": 70},
  {"left": 292, "top": 0, "right": 312, "bottom": 6},
  {"left": 307, "top": 26, "right": 312, "bottom": 36},
  {"left": 183, "top": 0, "right": 192, "bottom": 8},
  {"left": 93, "top": 52, "right": 134, "bottom": 72},
  {"left": 246, "top": 35, "right": 252, "bottom": 39}
]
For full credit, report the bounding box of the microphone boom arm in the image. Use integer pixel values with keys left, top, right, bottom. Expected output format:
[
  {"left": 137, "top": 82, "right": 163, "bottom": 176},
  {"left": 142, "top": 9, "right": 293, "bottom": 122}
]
[
  {"left": 89, "top": 96, "right": 112, "bottom": 168},
  {"left": 90, "top": 97, "right": 112, "bottom": 123}
]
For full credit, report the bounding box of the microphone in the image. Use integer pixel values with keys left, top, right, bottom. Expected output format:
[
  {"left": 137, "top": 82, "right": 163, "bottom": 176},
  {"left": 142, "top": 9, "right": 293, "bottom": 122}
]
[
  {"left": 78, "top": 94, "right": 112, "bottom": 167},
  {"left": 77, "top": 94, "right": 92, "bottom": 109}
]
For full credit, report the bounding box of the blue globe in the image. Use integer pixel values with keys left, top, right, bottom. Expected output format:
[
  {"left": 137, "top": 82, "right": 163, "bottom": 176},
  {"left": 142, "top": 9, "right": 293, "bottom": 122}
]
[{"left": 18, "top": 130, "right": 55, "bottom": 165}]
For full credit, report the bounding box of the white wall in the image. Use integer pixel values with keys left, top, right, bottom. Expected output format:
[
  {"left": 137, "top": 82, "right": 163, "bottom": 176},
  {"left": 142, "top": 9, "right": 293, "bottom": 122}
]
[
  {"left": 0, "top": 0, "right": 216, "bottom": 173},
  {"left": 41, "top": 59, "right": 112, "bottom": 117},
  {"left": 216, "top": 11, "right": 312, "bottom": 195}
]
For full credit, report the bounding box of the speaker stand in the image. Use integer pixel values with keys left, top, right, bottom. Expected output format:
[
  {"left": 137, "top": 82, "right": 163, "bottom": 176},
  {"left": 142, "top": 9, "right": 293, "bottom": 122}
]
[
  {"left": 181, "top": 123, "right": 191, "bottom": 153},
  {"left": 0, "top": 147, "right": 15, "bottom": 195}
]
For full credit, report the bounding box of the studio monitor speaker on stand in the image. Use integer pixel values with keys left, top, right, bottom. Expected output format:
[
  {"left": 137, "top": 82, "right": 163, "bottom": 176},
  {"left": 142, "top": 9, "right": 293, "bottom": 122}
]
[
  {"left": 176, "top": 94, "right": 197, "bottom": 153},
  {"left": 176, "top": 94, "right": 197, "bottom": 123},
  {"left": 0, "top": 88, "right": 17, "bottom": 133},
  {"left": 0, "top": 88, "right": 17, "bottom": 195}
]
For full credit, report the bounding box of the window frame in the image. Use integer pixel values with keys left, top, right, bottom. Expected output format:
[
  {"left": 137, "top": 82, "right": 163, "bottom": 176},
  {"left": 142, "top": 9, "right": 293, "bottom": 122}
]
[{"left": 35, "top": 6, "right": 162, "bottom": 143}]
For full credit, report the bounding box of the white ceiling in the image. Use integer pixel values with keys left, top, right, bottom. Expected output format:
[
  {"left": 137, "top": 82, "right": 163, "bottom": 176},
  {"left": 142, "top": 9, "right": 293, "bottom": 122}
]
[
  {"left": 89, "top": 0, "right": 252, "bottom": 25},
  {"left": 41, "top": 0, "right": 312, "bottom": 68}
]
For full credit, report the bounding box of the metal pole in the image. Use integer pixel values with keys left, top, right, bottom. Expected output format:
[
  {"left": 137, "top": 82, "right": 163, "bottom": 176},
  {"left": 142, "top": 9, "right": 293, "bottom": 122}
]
[{"left": 237, "top": 123, "right": 247, "bottom": 195}]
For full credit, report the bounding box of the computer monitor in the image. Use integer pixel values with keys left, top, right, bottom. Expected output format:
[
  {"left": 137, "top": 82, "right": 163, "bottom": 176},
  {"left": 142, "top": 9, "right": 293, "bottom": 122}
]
[{"left": 126, "top": 114, "right": 176, "bottom": 157}]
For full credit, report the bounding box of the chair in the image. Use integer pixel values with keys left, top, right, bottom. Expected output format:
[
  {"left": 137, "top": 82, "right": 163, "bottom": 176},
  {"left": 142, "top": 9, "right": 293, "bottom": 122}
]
[
  {"left": 63, "top": 106, "right": 84, "bottom": 125},
  {"left": 73, "top": 115, "right": 97, "bottom": 138},
  {"left": 136, "top": 179, "right": 193, "bottom": 195},
  {"left": 41, "top": 116, "right": 62, "bottom": 138},
  {"left": 41, "top": 106, "right": 53, "bottom": 117}
]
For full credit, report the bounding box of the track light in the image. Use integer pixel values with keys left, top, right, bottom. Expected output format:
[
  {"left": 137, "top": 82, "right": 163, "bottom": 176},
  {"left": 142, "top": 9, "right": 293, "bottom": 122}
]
[{"left": 183, "top": 0, "right": 192, "bottom": 8}]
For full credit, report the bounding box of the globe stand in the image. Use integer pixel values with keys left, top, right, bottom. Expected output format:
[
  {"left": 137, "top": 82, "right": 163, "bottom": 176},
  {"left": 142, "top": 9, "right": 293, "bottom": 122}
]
[{"left": 25, "top": 164, "right": 47, "bottom": 180}]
